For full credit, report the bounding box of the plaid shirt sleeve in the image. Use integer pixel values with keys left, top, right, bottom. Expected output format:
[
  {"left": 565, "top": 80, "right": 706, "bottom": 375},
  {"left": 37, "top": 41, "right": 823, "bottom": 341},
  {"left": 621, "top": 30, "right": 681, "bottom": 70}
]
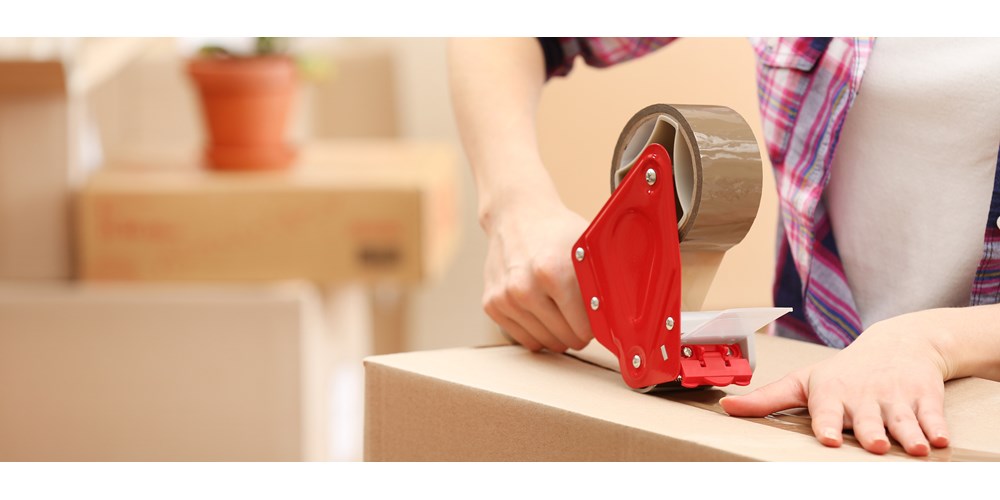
[{"left": 537, "top": 37, "right": 677, "bottom": 78}]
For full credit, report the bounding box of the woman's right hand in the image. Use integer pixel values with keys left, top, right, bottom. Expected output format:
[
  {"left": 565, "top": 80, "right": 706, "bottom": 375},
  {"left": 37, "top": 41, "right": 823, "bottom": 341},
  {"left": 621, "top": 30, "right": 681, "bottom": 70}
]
[
  {"left": 448, "top": 38, "right": 591, "bottom": 351},
  {"left": 481, "top": 199, "right": 594, "bottom": 352}
]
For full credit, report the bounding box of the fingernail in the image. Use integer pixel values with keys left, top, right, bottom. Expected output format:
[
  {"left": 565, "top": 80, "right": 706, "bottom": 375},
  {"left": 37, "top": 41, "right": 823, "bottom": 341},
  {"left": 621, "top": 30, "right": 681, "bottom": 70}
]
[
  {"left": 911, "top": 442, "right": 930, "bottom": 456},
  {"left": 934, "top": 431, "right": 950, "bottom": 446},
  {"left": 823, "top": 429, "right": 839, "bottom": 441}
]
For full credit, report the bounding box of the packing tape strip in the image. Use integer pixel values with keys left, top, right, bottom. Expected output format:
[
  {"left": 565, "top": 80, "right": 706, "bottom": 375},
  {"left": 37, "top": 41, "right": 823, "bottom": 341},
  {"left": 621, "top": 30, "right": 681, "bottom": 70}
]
[{"left": 610, "top": 104, "right": 762, "bottom": 309}]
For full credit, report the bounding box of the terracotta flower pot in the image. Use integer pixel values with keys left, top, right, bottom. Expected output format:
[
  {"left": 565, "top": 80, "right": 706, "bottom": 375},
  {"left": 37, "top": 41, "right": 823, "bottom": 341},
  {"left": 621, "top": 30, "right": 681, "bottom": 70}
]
[{"left": 188, "top": 56, "right": 298, "bottom": 171}]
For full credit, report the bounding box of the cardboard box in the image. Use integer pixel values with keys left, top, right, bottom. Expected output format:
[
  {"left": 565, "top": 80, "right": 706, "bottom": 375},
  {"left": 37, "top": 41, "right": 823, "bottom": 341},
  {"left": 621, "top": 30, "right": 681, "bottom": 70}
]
[
  {"left": 364, "top": 334, "right": 1000, "bottom": 461},
  {"left": 0, "top": 61, "right": 73, "bottom": 280},
  {"left": 77, "top": 140, "right": 458, "bottom": 284},
  {"left": 0, "top": 40, "right": 152, "bottom": 280},
  {"left": 0, "top": 282, "right": 330, "bottom": 461}
]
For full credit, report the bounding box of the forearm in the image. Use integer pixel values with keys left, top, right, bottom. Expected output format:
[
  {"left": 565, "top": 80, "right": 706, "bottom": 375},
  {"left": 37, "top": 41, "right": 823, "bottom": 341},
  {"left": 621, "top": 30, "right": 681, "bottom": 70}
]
[
  {"left": 869, "top": 304, "right": 1000, "bottom": 382},
  {"left": 918, "top": 304, "right": 1000, "bottom": 381},
  {"left": 447, "top": 38, "right": 564, "bottom": 233}
]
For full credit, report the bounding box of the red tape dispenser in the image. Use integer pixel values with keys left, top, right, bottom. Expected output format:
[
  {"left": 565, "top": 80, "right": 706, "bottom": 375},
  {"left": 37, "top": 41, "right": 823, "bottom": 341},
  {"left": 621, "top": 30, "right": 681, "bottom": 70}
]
[{"left": 571, "top": 103, "right": 790, "bottom": 392}]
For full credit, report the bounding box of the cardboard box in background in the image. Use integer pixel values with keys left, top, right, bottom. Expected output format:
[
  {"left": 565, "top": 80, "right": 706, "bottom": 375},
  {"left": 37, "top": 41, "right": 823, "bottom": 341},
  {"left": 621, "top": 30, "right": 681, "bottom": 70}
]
[
  {"left": 364, "top": 334, "right": 1000, "bottom": 461},
  {"left": 0, "top": 40, "right": 152, "bottom": 281},
  {"left": 0, "top": 282, "right": 334, "bottom": 461},
  {"left": 77, "top": 140, "right": 458, "bottom": 284},
  {"left": 0, "top": 61, "right": 73, "bottom": 280}
]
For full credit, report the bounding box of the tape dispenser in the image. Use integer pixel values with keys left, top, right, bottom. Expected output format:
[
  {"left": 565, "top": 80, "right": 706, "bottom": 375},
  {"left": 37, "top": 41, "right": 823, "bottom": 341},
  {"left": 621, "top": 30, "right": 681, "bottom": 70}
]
[{"left": 571, "top": 104, "right": 790, "bottom": 391}]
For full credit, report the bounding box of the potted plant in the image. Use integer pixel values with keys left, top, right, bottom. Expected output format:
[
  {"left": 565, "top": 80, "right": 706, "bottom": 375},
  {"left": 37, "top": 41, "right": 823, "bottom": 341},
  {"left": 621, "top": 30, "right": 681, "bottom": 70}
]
[{"left": 188, "top": 37, "right": 298, "bottom": 171}]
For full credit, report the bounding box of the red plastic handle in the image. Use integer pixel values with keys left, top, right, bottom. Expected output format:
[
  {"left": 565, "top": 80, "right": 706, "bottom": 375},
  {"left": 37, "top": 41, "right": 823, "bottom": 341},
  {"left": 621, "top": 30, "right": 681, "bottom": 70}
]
[{"left": 571, "top": 144, "right": 682, "bottom": 389}]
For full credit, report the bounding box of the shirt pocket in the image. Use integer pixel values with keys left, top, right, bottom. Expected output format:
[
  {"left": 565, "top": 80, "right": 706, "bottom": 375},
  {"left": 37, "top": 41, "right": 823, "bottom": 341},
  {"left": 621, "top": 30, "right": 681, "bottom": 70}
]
[{"left": 750, "top": 38, "right": 828, "bottom": 165}]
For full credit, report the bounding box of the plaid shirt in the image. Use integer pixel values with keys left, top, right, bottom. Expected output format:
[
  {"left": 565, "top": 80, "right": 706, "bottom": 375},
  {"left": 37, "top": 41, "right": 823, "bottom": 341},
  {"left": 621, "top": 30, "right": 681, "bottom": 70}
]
[{"left": 541, "top": 37, "right": 1000, "bottom": 347}]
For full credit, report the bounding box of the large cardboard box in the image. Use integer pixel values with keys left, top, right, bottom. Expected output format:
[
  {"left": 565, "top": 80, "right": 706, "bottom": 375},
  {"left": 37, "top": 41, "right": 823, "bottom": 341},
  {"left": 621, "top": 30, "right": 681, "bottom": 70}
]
[
  {"left": 0, "top": 282, "right": 330, "bottom": 461},
  {"left": 364, "top": 334, "right": 1000, "bottom": 461},
  {"left": 77, "top": 140, "right": 458, "bottom": 284}
]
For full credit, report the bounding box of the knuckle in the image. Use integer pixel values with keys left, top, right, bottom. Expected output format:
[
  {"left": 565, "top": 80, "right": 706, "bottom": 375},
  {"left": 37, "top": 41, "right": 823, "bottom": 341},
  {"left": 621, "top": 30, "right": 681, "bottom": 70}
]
[
  {"left": 505, "top": 278, "right": 535, "bottom": 306},
  {"left": 482, "top": 291, "right": 505, "bottom": 314},
  {"left": 532, "top": 255, "right": 564, "bottom": 287},
  {"left": 481, "top": 292, "right": 495, "bottom": 310}
]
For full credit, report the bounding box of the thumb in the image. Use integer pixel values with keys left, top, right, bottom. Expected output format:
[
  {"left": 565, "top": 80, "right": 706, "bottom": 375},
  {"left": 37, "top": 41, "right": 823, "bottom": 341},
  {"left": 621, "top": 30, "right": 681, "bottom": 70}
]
[{"left": 720, "top": 371, "right": 808, "bottom": 417}]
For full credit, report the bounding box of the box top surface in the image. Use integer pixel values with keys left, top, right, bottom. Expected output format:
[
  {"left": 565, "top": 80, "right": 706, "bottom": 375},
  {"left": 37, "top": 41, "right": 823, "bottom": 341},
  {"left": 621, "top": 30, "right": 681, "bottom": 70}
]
[
  {"left": 366, "top": 334, "right": 1000, "bottom": 461},
  {"left": 87, "top": 140, "right": 456, "bottom": 192}
]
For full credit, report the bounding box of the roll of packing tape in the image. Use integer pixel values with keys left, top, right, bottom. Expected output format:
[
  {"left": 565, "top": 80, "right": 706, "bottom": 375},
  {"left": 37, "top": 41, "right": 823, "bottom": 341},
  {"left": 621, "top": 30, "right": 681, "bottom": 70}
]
[{"left": 611, "top": 104, "right": 762, "bottom": 308}]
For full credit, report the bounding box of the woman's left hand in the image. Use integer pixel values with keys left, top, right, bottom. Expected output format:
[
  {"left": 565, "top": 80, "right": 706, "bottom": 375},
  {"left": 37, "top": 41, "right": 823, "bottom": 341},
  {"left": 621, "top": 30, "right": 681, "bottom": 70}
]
[{"left": 720, "top": 311, "right": 954, "bottom": 456}]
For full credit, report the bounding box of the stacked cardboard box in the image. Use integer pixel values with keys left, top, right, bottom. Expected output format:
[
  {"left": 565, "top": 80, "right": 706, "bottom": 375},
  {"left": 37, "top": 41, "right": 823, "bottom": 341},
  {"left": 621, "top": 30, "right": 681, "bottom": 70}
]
[
  {"left": 76, "top": 140, "right": 458, "bottom": 284},
  {"left": 0, "top": 40, "right": 151, "bottom": 280},
  {"left": 0, "top": 61, "right": 74, "bottom": 280}
]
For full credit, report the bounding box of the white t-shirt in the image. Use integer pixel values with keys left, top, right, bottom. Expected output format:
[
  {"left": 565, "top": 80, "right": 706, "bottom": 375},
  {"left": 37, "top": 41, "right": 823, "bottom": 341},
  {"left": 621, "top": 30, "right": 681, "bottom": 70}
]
[{"left": 826, "top": 38, "right": 1000, "bottom": 329}]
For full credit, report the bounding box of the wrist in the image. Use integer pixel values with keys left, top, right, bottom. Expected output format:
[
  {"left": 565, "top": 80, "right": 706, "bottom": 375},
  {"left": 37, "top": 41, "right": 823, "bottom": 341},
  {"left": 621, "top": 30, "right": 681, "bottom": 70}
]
[
  {"left": 864, "top": 309, "right": 959, "bottom": 380},
  {"left": 916, "top": 309, "right": 961, "bottom": 381},
  {"left": 478, "top": 184, "right": 566, "bottom": 235},
  {"left": 474, "top": 156, "right": 565, "bottom": 234},
  {"left": 918, "top": 305, "right": 1000, "bottom": 382}
]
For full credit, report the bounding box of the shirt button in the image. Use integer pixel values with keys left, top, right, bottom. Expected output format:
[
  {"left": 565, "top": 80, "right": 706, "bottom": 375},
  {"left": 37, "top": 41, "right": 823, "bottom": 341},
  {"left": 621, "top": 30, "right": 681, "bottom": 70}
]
[{"left": 996, "top": 215, "right": 1000, "bottom": 229}]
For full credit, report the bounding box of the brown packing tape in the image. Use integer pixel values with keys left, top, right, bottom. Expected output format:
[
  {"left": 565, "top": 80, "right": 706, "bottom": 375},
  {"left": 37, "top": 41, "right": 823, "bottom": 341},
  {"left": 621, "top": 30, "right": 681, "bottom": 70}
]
[
  {"left": 611, "top": 104, "right": 762, "bottom": 309},
  {"left": 679, "top": 252, "right": 724, "bottom": 311}
]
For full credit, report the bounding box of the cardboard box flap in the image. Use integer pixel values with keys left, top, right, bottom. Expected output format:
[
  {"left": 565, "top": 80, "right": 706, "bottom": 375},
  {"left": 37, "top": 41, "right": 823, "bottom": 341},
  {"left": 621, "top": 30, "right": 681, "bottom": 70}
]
[{"left": 365, "top": 334, "right": 1000, "bottom": 461}]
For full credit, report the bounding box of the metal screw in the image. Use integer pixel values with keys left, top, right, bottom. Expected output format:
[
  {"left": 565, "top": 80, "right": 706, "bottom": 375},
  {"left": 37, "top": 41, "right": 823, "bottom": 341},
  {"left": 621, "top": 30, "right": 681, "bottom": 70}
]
[
  {"left": 590, "top": 297, "right": 600, "bottom": 310},
  {"left": 665, "top": 316, "right": 674, "bottom": 330},
  {"left": 632, "top": 354, "right": 641, "bottom": 369},
  {"left": 682, "top": 346, "right": 693, "bottom": 358},
  {"left": 575, "top": 247, "right": 585, "bottom": 261},
  {"left": 645, "top": 168, "right": 657, "bottom": 185}
]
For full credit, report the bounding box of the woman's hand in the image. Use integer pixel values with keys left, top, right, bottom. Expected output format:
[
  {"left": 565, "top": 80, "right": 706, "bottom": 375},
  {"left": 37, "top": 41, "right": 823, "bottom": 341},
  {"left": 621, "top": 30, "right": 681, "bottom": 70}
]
[
  {"left": 481, "top": 200, "right": 593, "bottom": 352},
  {"left": 449, "top": 38, "right": 592, "bottom": 351},
  {"left": 721, "top": 311, "right": 956, "bottom": 456}
]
